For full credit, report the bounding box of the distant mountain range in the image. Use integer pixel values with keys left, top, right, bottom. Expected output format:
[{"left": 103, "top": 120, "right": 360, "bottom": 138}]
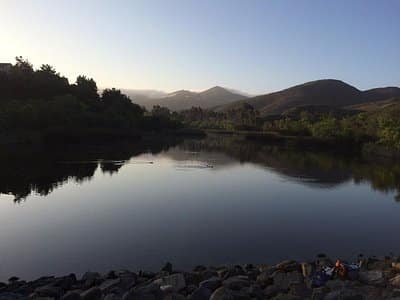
[
  {"left": 124, "top": 86, "right": 248, "bottom": 111},
  {"left": 215, "top": 79, "right": 400, "bottom": 116},
  {"left": 122, "top": 80, "right": 400, "bottom": 115}
]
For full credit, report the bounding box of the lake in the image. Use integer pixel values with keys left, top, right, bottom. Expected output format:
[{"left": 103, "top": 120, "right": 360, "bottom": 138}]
[{"left": 1, "top": 134, "right": 399, "bottom": 280}]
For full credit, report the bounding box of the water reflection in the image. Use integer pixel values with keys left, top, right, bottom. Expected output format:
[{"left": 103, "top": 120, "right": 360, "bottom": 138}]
[
  {"left": 0, "top": 138, "right": 183, "bottom": 202},
  {"left": 1, "top": 134, "right": 400, "bottom": 202}
]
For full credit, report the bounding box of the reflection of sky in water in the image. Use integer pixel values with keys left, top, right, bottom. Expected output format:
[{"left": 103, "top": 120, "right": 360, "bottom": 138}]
[{"left": 0, "top": 148, "right": 399, "bottom": 281}]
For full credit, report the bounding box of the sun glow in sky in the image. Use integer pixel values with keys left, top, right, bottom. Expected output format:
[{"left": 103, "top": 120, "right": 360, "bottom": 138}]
[{"left": 1, "top": 0, "right": 399, "bottom": 94}]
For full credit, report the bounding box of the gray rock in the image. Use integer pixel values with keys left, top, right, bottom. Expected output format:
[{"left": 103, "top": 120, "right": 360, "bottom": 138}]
[
  {"left": 134, "top": 282, "right": 161, "bottom": 295},
  {"left": 103, "top": 294, "right": 121, "bottom": 300},
  {"left": 310, "top": 288, "right": 327, "bottom": 300},
  {"left": 256, "top": 271, "right": 274, "bottom": 286},
  {"left": 54, "top": 274, "right": 77, "bottom": 290},
  {"left": 359, "top": 270, "right": 384, "bottom": 285},
  {"left": 210, "top": 287, "right": 234, "bottom": 300},
  {"left": 222, "top": 276, "right": 250, "bottom": 290},
  {"left": 122, "top": 291, "right": 155, "bottom": 300},
  {"left": 163, "top": 294, "right": 186, "bottom": 300},
  {"left": 246, "top": 284, "right": 264, "bottom": 299},
  {"left": 198, "top": 270, "right": 218, "bottom": 282},
  {"left": 325, "top": 279, "right": 346, "bottom": 290},
  {"left": 60, "top": 291, "right": 81, "bottom": 300},
  {"left": 0, "top": 292, "right": 25, "bottom": 300},
  {"left": 98, "top": 279, "right": 120, "bottom": 293},
  {"left": 189, "top": 287, "right": 212, "bottom": 300},
  {"left": 264, "top": 285, "right": 282, "bottom": 298},
  {"left": 324, "top": 288, "right": 363, "bottom": 300},
  {"left": 271, "top": 294, "right": 301, "bottom": 300},
  {"left": 80, "top": 287, "right": 102, "bottom": 300},
  {"left": 118, "top": 273, "right": 136, "bottom": 290},
  {"left": 153, "top": 274, "right": 186, "bottom": 292},
  {"left": 29, "top": 277, "right": 56, "bottom": 290},
  {"left": 218, "top": 267, "right": 245, "bottom": 280},
  {"left": 35, "top": 285, "right": 63, "bottom": 298},
  {"left": 288, "top": 283, "right": 311, "bottom": 298},
  {"left": 199, "top": 277, "right": 221, "bottom": 291},
  {"left": 124, "top": 282, "right": 163, "bottom": 300},
  {"left": 272, "top": 271, "right": 303, "bottom": 290}
]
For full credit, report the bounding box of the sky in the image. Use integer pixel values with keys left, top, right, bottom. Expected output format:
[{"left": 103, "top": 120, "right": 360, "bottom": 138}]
[{"left": 1, "top": 0, "right": 399, "bottom": 94}]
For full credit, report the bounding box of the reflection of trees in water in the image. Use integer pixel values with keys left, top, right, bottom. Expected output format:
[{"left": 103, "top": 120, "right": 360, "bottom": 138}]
[
  {"left": 178, "top": 134, "right": 400, "bottom": 200},
  {"left": 0, "top": 138, "right": 182, "bottom": 202},
  {"left": 2, "top": 135, "right": 400, "bottom": 203}
]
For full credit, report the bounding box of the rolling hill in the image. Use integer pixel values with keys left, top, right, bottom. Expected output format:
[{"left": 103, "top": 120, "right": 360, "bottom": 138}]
[
  {"left": 215, "top": 79, "right": 400, "bottom": 116},
  {"left": 127, "top": 86, "right": 248, "bottom": 111}
]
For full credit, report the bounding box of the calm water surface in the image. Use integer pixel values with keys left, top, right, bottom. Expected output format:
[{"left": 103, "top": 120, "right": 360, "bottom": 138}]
[{"left": 1, "top": 135, "right": 400, "bottom": 280}]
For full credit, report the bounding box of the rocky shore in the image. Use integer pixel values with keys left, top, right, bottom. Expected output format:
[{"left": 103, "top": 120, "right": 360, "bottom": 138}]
[{"left": 2, "top": 256, "right": 400, "bottom": 300}]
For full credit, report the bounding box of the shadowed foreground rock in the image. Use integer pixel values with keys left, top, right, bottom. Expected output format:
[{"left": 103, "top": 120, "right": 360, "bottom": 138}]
[{"left": 1, "top": 257, "right": 400, "bottom": 300}]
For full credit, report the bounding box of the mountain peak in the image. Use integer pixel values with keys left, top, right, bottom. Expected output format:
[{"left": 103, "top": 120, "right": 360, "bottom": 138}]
[{"left": 215, "top": 79, "right": 373, "bottom": 116}]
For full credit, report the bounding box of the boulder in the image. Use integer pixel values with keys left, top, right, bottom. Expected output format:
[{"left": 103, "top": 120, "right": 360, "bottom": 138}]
[
  {"left": 80, "top": 287, "right": 102, "bottom": 300},
  {"left": 288, "top": 283, "right": 311, "bottom": 298},
  {"left": 199, "top": 277, "right": 221, "bottom": 291},
  {"left": 198, "top": 270, "right": 218, "bottom": 282},
  {"left": 359, "top": 270, "right": 384, "bottom": 285},
  {"left": 98, "top": 279, "right": 120, "bottom": 293},
  {"left": 189, "top": 287, "right": 212, "bottom": 300},
  {"left": 272, "top": 271, "right": 303, "bottom": 290},
  {"left": 134, "top": 282, "right": 161, "bottom": 295},
  {"left": 210, "top": 287, "right": 234, "bottom": 300},
  {"left": 153, "top": 274, "right": 186, "bottom": 292},
  {"left": 264, "top": 284, "right": 283, "bottom": 298},
  {"left": 61, "top": 291, "right": 81, "bottom": 300},
  {"left": 247, "top": 284, "right": 264, "bottom": 299},
  {"left": 35, "top": 285, "right": 63, "bottom": 298},
  {"left": 256, "top": 271, "right": 274, "bottom": 286},
  {"left": 54, "top": 274, "right": 77, "bottom": 290},
  {"left": 310, "top": 287, "right": 328, "bottom": 300},
  {"left": 222, "top": 276, "right": 250, "bottom": 290},
  {"left": 271, "top": 294, "right": 302, "bottom": 300},
  {"left": 0, "top": 292, "right": 25, "bottom": 300},
  {"left": 124, "top": 282, "right": 163, "bottom": 300},
  {"left": 122, "top": 290, "right": 156, "bottom": 300},
  {"left": 163, "top": 294, "right": 186, "bottom": 300},
  {"left": 218, "top": 267, "right": 245, "bottom": 279},
  {"left": 103, "top": 294, "right": 120, "bottom": 300}
]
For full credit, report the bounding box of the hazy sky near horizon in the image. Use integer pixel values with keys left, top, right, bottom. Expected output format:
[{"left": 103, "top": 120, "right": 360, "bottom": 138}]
[{"left": 1, "top": 0, "right": 399, "bottom": 94}]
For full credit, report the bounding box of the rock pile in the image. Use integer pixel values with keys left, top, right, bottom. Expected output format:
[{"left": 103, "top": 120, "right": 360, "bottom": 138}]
[{"left": 2, "top": 256, "right": 400, "bottom": 299}]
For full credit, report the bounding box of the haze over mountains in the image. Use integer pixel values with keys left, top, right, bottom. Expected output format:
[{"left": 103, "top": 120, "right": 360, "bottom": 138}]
[{"left": 124, "top": 86, "right": 248, "bottom": 111}]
